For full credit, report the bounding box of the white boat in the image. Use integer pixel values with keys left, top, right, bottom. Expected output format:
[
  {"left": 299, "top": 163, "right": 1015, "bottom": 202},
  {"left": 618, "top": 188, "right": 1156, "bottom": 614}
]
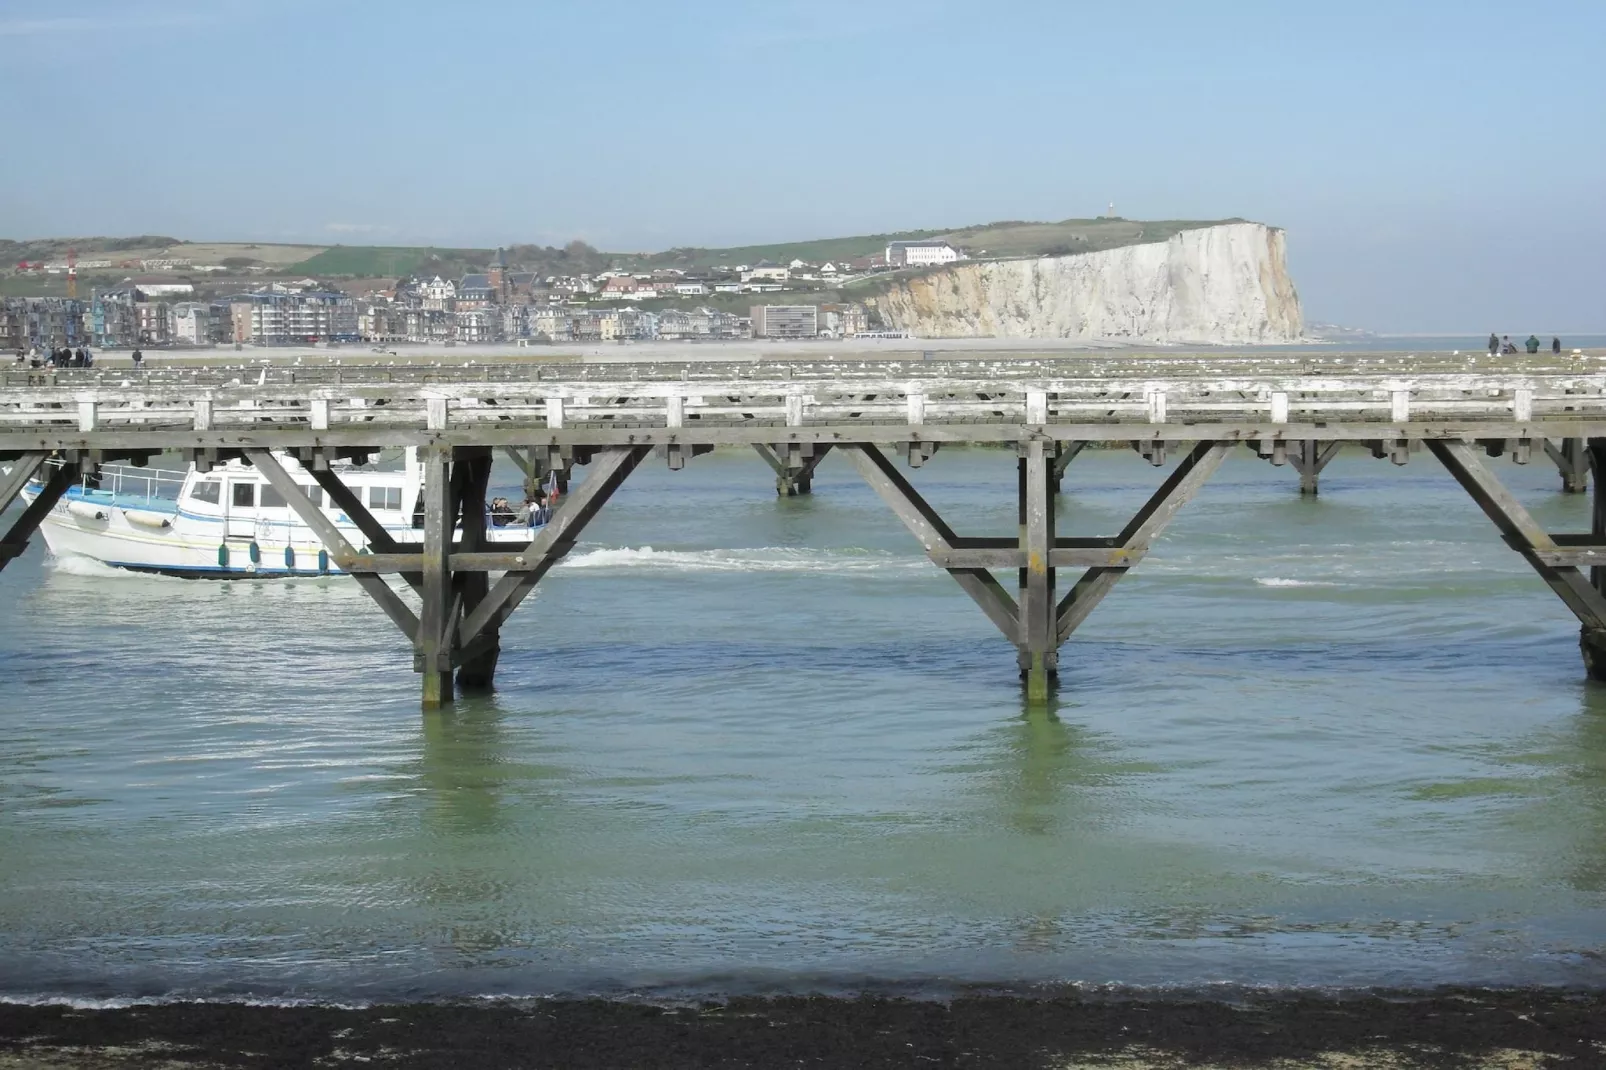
[{"left": 11, "top": 451, "right": 545, "bottom": 578}]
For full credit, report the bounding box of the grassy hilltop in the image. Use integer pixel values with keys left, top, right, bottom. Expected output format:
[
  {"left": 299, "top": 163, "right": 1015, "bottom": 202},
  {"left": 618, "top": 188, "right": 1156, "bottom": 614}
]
[{"left": 0, "top": 217, "right": 1249, "bottom": 298}]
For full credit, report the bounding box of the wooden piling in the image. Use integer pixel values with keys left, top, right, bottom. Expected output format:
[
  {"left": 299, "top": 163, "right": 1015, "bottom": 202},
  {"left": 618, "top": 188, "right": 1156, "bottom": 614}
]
[
  {"left": 1584, "top": 440, "right": 1606, "bottom": 679},
  {"left": 419, "top": 445, "right": 455, "bottom": 709},
  {"left": 1289, "top": 440, "right": 1340, "bottom": 495},
  {"left": 1018, "top": 439, "right": 1057, "bottom": 702},
  {"left": 453, "top": 448, "right": 499, "bottom": 693},
  {"left": 1545, "top": 437, "right": 1590, "bottom": 494}
]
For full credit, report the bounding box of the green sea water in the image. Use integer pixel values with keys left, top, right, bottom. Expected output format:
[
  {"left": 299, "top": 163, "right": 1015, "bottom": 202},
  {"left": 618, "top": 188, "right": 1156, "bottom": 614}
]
[{"left": 1, "top": 448, "right": 1603, "bottom": 1001}]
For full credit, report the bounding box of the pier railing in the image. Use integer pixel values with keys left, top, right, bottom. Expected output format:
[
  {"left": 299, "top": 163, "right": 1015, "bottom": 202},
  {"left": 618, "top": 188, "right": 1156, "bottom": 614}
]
[{"left": 4, "top": 370, "right": 1606, "bottom": 444}]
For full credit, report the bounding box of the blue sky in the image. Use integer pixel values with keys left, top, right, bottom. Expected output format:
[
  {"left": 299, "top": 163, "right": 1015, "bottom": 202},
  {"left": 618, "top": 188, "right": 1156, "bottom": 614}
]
[{"left": 3, "top": 0, "right": 1602, "bottom": 331}]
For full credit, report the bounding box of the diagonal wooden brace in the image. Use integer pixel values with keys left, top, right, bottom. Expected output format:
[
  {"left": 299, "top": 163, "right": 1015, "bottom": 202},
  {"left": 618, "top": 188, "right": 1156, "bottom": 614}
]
[
  {"left": 245, "top": 449, "right": 422, "bottom": 643},
  {"left": 1428, "top": 438, "right": 1606, "bottom": 633},
  {"left": 0, "top": 454, "right": 48, "bottom": 515},
  {"left": 841, "top": 443, "right": 1019, "bottom": 641},
  {"left": 458, "top": 444, "right": 650, "bottom": 646},
  {"left": 0, "top": 459, "right": 74, "bottom": 573},
  {"left": 1057, "top": 441, "right": 1230, "bottom": 641}
]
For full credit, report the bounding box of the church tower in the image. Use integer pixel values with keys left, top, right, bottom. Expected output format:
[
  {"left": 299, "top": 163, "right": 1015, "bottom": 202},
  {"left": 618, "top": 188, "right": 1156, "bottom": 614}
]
[{"left": 488, "top": 247, "right": 508, "bottom": 300}]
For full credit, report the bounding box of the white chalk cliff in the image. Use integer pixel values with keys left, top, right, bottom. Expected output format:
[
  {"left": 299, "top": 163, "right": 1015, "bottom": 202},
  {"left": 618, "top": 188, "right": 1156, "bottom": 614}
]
[{"left": 866, "top": 222, "right": 1303, "bottom": 343}]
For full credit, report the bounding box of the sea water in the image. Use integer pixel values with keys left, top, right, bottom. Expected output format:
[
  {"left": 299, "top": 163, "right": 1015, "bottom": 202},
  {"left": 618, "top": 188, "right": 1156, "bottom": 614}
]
[{"left": 1, "top": 448, "right": 1603, "bottom": 1002}]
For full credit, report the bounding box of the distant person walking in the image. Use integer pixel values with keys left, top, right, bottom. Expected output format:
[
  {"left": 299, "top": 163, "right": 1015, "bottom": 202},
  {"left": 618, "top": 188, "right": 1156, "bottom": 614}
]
[
  {"left": 1553, "top": 337, "right": 1562, "bottom": 354},
  {"left": 1488, "top": 332, "right": 1500, "bottom": 356},
  {"left": 131, "top": 349, "right": 143, "bottom": 368},
  {"left": 1526, "top": 334, "right": 1542, "bottom": 354}
]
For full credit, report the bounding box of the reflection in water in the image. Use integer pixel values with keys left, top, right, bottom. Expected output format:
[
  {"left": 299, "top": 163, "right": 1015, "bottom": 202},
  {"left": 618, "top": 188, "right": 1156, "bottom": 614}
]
[
  {"left": 411, "top": 697, "right": 520, "bottom": 956},
  {"left": 995, "top": 700, "right": 1139, "bottom": 838},
  {"left": 1566, "top": 691, "right": 1606, "bottom": 893},
  {"left": 419, "top": 696, "right": 511, "bottom": 837}
]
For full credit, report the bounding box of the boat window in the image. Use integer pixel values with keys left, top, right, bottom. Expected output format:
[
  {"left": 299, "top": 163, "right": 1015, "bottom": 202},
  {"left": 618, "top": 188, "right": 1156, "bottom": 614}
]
[
  {"left": 368, "top": 486, "right": 402, "bottom": 511},
  {"left": 232, "top": 483, "right": 256, "bottom": 508},
  {"left": 260, "top": 485, "right": 287, "bottom": 508},
  {"left": 301, "top": 485, "right": 324, "bottom": 507},
  {"left": 191, "top": 480, "right": 221, "bottom": 505}
]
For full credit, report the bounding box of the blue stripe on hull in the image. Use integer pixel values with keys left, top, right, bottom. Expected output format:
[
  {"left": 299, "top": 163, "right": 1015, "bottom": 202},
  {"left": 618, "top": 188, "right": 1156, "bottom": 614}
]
[{"left": 102, "top": 562, "right": 335, "bottom": 579}]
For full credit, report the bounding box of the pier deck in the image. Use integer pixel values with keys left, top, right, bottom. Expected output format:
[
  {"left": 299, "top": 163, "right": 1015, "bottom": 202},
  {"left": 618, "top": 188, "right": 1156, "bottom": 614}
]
[{"left": 5, "top": 355, "right": 1606, "bottom": 704}]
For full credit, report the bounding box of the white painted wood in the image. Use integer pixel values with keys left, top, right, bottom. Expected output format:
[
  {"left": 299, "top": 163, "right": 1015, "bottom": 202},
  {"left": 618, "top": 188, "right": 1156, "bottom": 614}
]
[
  {"left": 907, "top": 392, "right": 926, "bottom": 425},
  {"left": 192, "top": 399, "right": 212, "bottom": 431},
  {"left": 1146, "top": 388, "right": 1168, "bottom": 424},
  {"left": 785, "top": 392, "right": 805, "bottom": 427},
  {"left": 1514, "top": 388, "right": 1533, "bottom": 423},
  {"left": 1270, "top": 391, "right": 1289, "bottom": 424},
  {"left": 666, "top": 395, "right": 685, "bottom": 428},
  {"left": 1026, "top": 390, "right": 1048, "bottom": 424},
  {"left": 311, "top": 399, "right": 331, "bottom": 430},
  {"left": 545, "top": 398, "right": 565, "bottom": 429},
  {"left": 77, "top": 400, "right": 97, "bottom": 432},
  {"left": 1391, "top": 390, "right": 1410, "bottom": 422},
  {"left": 426, "top": 398, "right": 449, "bottom": 430}
]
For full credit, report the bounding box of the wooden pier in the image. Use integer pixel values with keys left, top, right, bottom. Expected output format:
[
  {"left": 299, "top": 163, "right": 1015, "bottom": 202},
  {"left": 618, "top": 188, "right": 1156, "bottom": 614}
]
[{"left": 5, "top": 355, "right": 1606, "bottom": 706}]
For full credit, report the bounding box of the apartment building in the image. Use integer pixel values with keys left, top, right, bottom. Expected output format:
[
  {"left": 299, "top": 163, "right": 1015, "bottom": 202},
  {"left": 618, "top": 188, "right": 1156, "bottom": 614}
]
[{"left": 750, "top": 304, "right": 818, "bottom": 339}]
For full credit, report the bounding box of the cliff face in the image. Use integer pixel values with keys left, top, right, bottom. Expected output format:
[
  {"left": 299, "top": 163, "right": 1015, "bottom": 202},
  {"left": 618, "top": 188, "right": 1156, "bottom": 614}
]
[{"left": 866, "top": 222, "right": 1303, "bottom": 343}]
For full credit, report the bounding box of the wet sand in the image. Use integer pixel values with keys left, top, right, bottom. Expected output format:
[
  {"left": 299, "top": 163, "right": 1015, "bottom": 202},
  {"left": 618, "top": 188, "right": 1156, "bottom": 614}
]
[{"left": 2, "top": 990, "right": 1603, "bottom": 1068}]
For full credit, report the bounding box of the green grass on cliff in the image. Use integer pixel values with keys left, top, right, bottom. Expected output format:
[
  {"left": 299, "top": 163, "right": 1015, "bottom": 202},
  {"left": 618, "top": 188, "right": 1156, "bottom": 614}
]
[
  {"left": 289, "top": 246, "right": 488, "bottom": 277},
  {"left": 6, "top": 217, "right": 1253, "bottom": 283}
]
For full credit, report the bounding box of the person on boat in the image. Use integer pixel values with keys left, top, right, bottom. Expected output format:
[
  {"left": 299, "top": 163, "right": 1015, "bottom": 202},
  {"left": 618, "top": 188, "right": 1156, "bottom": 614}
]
[
  {"left": 515, "top": 491, "right": 548, "bottom": 528},
  {"left": 1525, "top": 334, "right": 1541, "bottom": 354},
  {"left": 488, "top": 497, "right": 516, "bottom": 527}
]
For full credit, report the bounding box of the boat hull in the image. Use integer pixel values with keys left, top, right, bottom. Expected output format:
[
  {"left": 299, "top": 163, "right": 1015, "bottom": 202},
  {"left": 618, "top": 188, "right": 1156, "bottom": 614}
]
[{"left": 29, "top": 493, "right": 539, "bottom": 578}]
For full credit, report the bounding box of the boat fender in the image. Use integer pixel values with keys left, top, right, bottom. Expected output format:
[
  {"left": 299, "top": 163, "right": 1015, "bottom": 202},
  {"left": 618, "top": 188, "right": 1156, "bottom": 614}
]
[
  {"left": 317, "top": 549, "right": 329, "bottom": 575},
  {"left": 217, "top": 543, "right": 229, "bottom": 568},
  {"left": 284, "top": 545, "right": 296, "bottom": 570},
  {"left": 66, "top": 500, "right": 107, "bottom": 522},
  {"left": 124, "top": 509, "right": 172, "bottom": 529},
  {"left": 248, "top": 541, "right": 261, "bottom": 565}
]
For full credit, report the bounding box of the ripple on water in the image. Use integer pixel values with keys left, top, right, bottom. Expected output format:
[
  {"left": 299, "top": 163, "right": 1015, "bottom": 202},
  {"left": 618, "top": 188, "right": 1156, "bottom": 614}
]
[{"left": 2, "top": 449, "right": 1605, "bottom": 999}]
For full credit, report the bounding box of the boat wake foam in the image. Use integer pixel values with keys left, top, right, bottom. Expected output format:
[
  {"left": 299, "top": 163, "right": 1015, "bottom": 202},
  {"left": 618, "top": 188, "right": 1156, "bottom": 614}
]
[
  {"left": 560, "top": 546, "right": 927, "bottom": 575},
  {"left": 1253, "top": 577, "right": 1343, "bottom": 588}
]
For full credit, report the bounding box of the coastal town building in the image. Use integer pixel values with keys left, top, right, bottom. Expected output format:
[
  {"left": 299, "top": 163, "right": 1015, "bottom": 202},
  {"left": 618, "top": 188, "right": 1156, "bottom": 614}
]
[
  {"left": 170, "top": 302, "right": 222, "bottom": 345},
  {"left": 0, "top": 298, "right": 88, "bottom": 350},
  {"left": 751, "top": 304, "right": 818, "bottom": 339},
  {"left": 885, "top": 240, "right": 960, "bottom": 268},
  {"left": 741, "top": 262, "right": 789, "bottom": 283}
]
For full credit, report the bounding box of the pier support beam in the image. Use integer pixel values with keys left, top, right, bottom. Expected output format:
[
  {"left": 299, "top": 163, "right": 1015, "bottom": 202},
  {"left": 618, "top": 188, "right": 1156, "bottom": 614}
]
[
  {"left": 1018, "top": 439, "right": 1057, "bottom": 701},
  {"left": 1427, "top": 439, "right": 1606, "bottom": 681},
  {"left": 252, "top": 447, "right": 649, "bottom": 709},
  {"left": 843, "top": 441, "right": 1227, "bottom": 695},
  {"left": 752, "top": 443, "right": 831, "bottom": 496},
  {"left": 1050, "top": 441, "right": 1084, "bottom": 494},
  {"left": 503, "top": 446, "right": 570, "bottom": 498},
  {"left": 1587, "top": 440, "right": 1606, "bottom": 675},
  {"left": 1544, "top": 438, "right": 1590, "bottom": 494},
  {"left": 454, "top": 445, "right": 650, "bottom": 655},
  {"left": 1289, "top": 440, "right": 1341, "bottom": 495},
  {"left": 452, "top": 448, "right": 499, "bottom": 694},
  {"left": 0, "top": 454, "right": 74, "bottom": 575},
  {"left": 1055, "top": 441, "right": 1231, "bottom": 643},
  {"left": 418, "top": 446, "right": 456, "bottom": 708}
]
